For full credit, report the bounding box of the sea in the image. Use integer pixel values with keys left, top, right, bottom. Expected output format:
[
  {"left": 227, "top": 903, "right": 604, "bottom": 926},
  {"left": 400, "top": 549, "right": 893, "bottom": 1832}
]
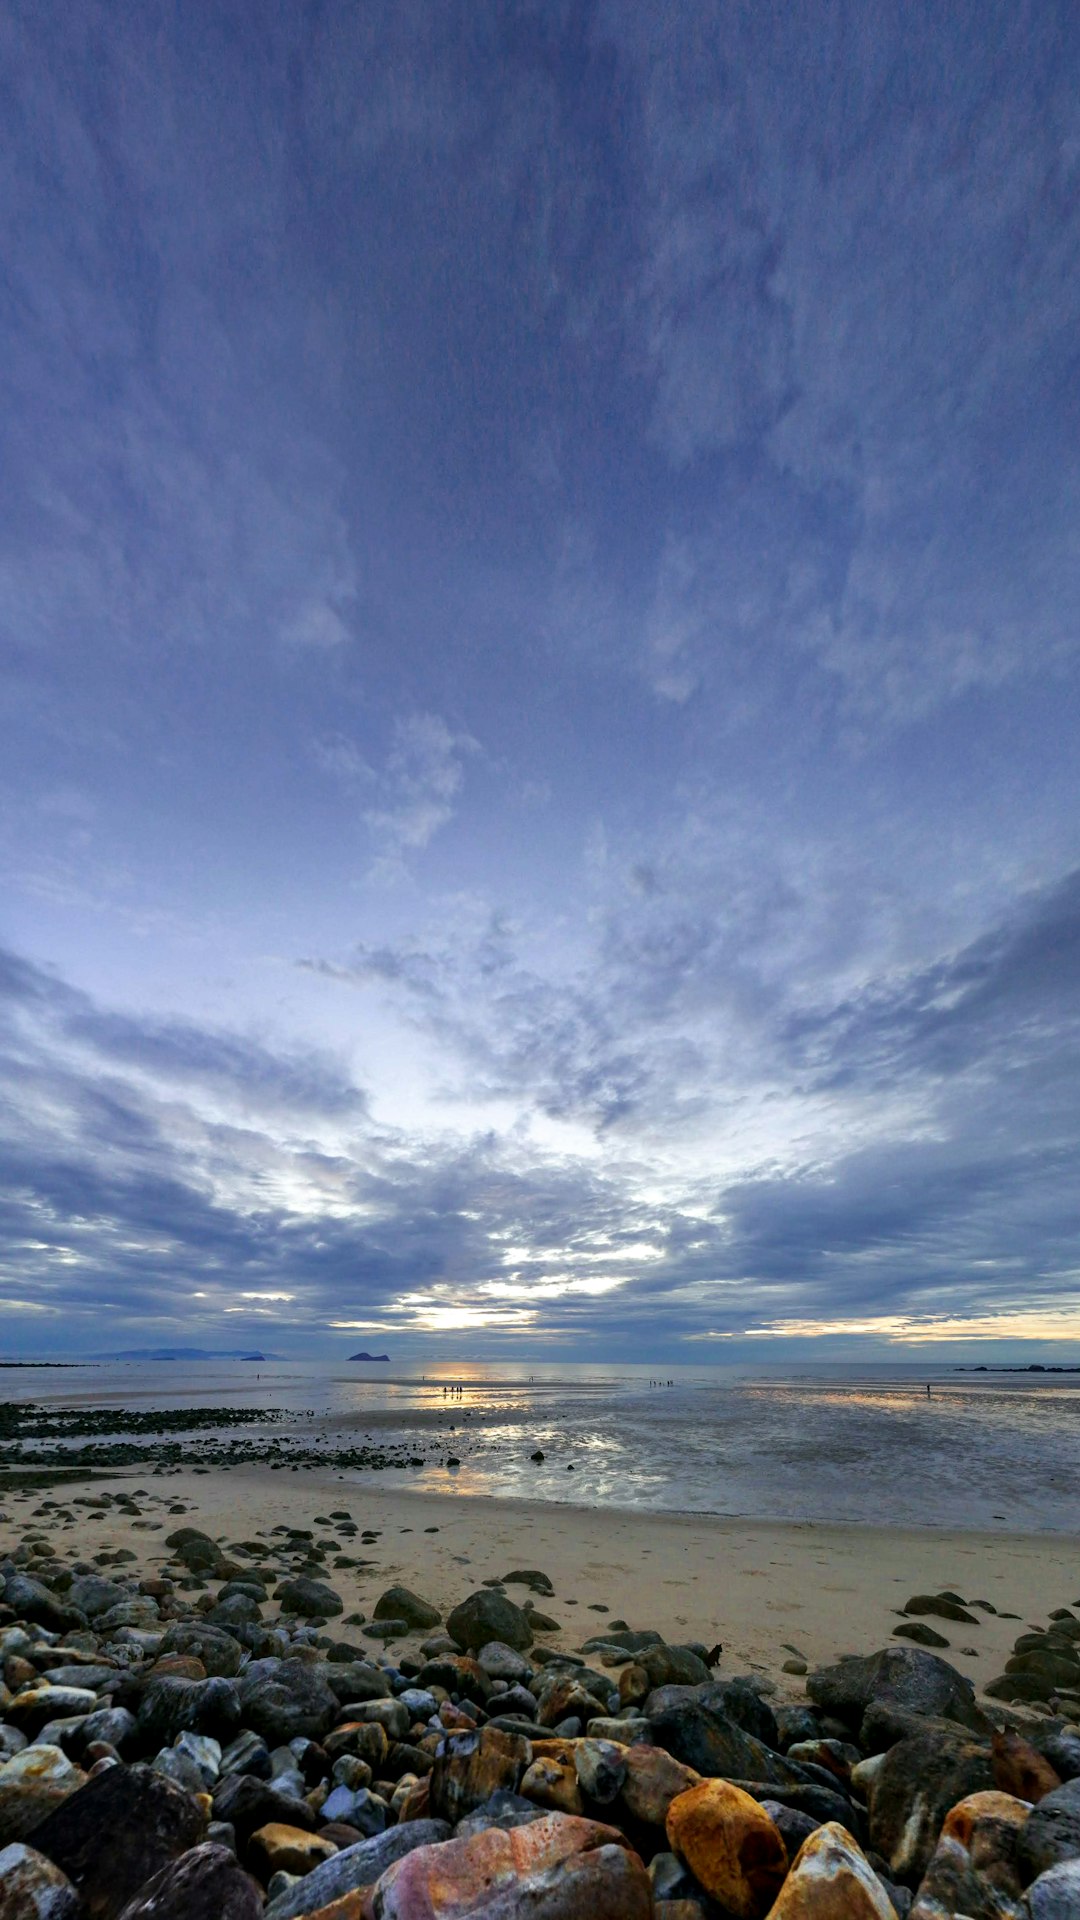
[{"left": 3, "top": 1359, "right": 1079, "bottom": 1536}]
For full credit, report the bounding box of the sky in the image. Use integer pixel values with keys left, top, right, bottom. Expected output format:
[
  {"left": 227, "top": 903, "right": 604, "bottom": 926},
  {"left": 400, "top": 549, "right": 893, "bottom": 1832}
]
[{"left": 3, "top": 0, "right": 1080, "bottom": 1364}]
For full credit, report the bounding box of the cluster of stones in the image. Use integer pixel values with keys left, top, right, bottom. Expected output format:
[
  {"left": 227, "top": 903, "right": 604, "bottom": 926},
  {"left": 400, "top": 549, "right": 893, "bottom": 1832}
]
[{"left": 1, "top": 1514, "right": 1079, "bottom": 1919}]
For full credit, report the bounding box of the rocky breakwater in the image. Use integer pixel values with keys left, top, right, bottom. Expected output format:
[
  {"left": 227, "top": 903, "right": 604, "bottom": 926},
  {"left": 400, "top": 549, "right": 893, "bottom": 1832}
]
[{"left": 1, "top": 1524, "right": 1080, "bottom": 1918}]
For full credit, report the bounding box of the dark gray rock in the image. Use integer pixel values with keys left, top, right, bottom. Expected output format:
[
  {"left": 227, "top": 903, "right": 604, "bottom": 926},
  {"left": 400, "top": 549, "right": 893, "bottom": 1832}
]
[
  {"left": 1026, "top": 1860, "right": 1080, "bottom": 1918},
  {"left": 324, "top": 1660, "right": 391, "bottom": 1703},
  {"left": 273, "top": 1577, "right": 343, "bottom": 1619},
  {"left": 1018, "top": 1778, "right": 1080, "bottom": 1881},
  {"left": 66, "top": 1577, "right": 131, "bottom": 1621},
  {"left": 137, "top": 1674, "right": 241, "bottom": 1745},
  {"left": 446, "top": 1590, "right": 534, "bottom": 1653},
  {"left": 373, "top": 1586, "right": 441, "bottom": 1629},
  {"left": 807, "top": 1646, "right": 991, "bottom": 1735},
  {"left": 25, "top": 1764, "right": 208, "bottom": 1920},
  {"left": 113, "top": 1841, "right": 262, "bottom": 1920},
  {"left": 3, "top": 1574, "right": 80, "bottom": 1633},
  {"left": 159, "top": 1621, "right": 244, "bottom": 1677},
  {"left": 455, "top": 1790, "right": 548, "bottom": 1838},
  {"left": 237, "top": 1657, "right": 338, "bottom": 1743},
  {"left": 645, "top": 1700, "right": 802, "bottom": 1786},
  {"left": 211, "top": 1772, "right": 318, "bottom": 1842},
  {"left": 867, "top": 1729, "right": 995, "bottom": 1884}
]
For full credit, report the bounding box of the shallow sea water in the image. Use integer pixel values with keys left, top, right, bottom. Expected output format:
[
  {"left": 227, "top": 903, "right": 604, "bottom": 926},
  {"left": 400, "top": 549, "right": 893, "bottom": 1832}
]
[{"left": 6, "top": 1358, "right": 1079, "bottom": 1534}]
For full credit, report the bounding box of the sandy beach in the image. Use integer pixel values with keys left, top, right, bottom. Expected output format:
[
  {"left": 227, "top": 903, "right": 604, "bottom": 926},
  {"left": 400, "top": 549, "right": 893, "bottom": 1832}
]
[{"left": 6, "top": 1462, "right": 1077, "bottom": 1701}]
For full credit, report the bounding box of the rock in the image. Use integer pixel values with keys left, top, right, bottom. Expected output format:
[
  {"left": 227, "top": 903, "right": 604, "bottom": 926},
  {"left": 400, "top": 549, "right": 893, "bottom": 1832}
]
[
  {"left": 238, "top": 1659, "right": 339, "bottom": 1743},
  {"left": 666, "top": 1778, "right": 787, "bottom": 1918},
  {"left": 807, "top": 1648, "right": 990, "bottom": 1736},
  {"left": 373, "top": 1587, "right": 441, "bottom": 1630},
  {"left": 324, "top": 1662, "right": 391, "bottom": 1704},
  {"left": 249, "top": 1822, "right": 340, "bottom": 1879},
  {"left": 429, "top": 1728, "right": 531, "bottom": 1823},
  {"left": 573, "top": 1739, "right": 627, "bottom": 1805},
  {"left": 2, "top": 1576, "right": 80, "bottom": 1633},
  {"left": 761, "top": 1799, "right": 823, "bottom": 1859},
  {"left": 446, "top": 1591, "right": 534, "bottom": 1654},
  {"left": 159, "top": 1622, "right": 244, "bottom": 1677},
  {"left": 1017, "top": 1778, "right": 1080, "bottom": 1881},
  {"left": 274, "top": 1579, "right": 344, "bottom": 1619},
  {"left": 520, "top": 1756, "right": 583, "bottom": 1816},
  {"left": 26, "top": 1764, "right": 208, "bottom": 1919},
  {"left": 647, "top": 1700, "right": 798, "bottom": 1785},
  {"left": 647, "top": 1679, "right": 779, "bottom": 1751},
  {"left": 477, "top": 1644, "right": 532, "bottom": 1684},
  {"left": 0, "top": 1745, "right": 88, "bottom": 1845},
  {"left": 908, "top": 1833, "right": 1024, "bottom": 1918},
  {"left": 866, "top": 1731, "right": 995, "bottom": 1883},
  {"left": 320, "top": 1784, "right": 386, "bottom": 1834},
  {"left": 416, "top": 1655, "right": 493, "bottom": 1703},
  {"left": 903, "top": 1595, "right": 980, "bottom": 1625},
  {"left": 343, "top": 1698, "right": 409, "bottom": 1740},
  {"left": 992, "top": 1731, "right": 1061, "bottom": 1803},
  {"left": 455, "top": 1791, "right": 547, "bottom": 1840},
  {"left": 894, "top": 1624, "right": 951, "bottom": 1649},
  {"left": 769, "top": 1821, "right": 896, "bottom": 1917},
  {"left": 620, "top": 1744, "right": 701, "bottom": 1825},
  {"left": 324, "top": 1722, "right": 389, "bottom": 1771},
  {"left": 0, "top": 1841, "right": 82, "bottom": 1918},
  {"left": 1026, "top": 1860, "right": 1080, "bottom": 1918},
  {"left": 212, "top": 1772, "right": 319, "bottom": 1843},
  {"left": 369, "top": 1810, "right": 652, "bottom": 1919},
  {"left": 66, "top": 1577, "right": 130, "bottom": 1620},
  {"left": 7, "top": 1685, "right": 100, "bottom": 1737},
  {"left": 219, "top": 1729, "right": 273, "bottom": 1781},
  {"left": 263, "top": 1820, "right": 451, "bottom": 1920},
  {"left": 137, "top": 1674, "right": 241, "bottom": 1744},
  {"left": 536, "top": 1675, "right": 603, "bottom": 1729},
  {"left": 113, "top": 1841, "right": 263, "bottom": 1920},
  {"left": 502, "top": 1571, "right": 555, "bottom": 1597}
]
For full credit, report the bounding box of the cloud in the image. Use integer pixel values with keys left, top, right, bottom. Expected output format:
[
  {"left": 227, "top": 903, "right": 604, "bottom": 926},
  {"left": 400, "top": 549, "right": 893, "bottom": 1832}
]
[{"left": 362, "top": 714, "right": 479, "bottom": 867}]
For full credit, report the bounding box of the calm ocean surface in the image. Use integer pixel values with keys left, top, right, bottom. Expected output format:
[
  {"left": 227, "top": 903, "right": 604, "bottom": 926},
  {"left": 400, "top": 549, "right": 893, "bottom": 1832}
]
[{"left": 5, "top": 1359, "right": 1079, "bottom": 1535}]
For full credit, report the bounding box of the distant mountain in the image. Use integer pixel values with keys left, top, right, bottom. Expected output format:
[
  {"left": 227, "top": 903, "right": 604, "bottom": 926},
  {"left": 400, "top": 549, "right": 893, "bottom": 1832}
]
[
  {"left": 348, "top": 1350, "right": 389, "bottom": 1362},
  {"left": 94, "top": 1347, "right": 277, "bottom": 1362}
]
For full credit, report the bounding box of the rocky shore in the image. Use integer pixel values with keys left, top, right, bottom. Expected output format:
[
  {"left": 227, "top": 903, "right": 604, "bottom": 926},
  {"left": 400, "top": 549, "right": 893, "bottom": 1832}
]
[{"left": 1, "top": 1486, "right": 1079, "bottom": 1918}]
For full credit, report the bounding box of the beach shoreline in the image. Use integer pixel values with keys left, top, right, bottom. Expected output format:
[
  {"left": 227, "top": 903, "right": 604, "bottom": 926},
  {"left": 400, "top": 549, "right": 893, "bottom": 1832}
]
[{"left": 6, "top": 1460, "right": 1076, "bottom": 1701}]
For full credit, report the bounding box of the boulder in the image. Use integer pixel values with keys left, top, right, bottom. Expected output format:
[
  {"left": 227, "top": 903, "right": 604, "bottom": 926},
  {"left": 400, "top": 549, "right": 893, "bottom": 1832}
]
[
  {"left": 619, "top": 1745, "right": 701, "bottom": 1825},
  {"left": 0, "top": 1841, "right": 81, "bottom": 1919},
  {"left": 369, "top": 1810, "right": 652, "bottom": 1919},
  {"left": 1026, "top": 1860, "right": 1080, "bottom": 1918},
  {"left": 274, "top": 1579, "right": 344, "bottom": 1619},
  {"left": 238, "top": 1659, "right": 339, "bottom": 1743},
  {"left": 137, "top": 1674, "right": 241, "bottom": 1745},
  {"left": 324, "top": 1661, "right": 391, "bottom": 1704},
  {"left": 263, "top": 1821, "right": 451, "bottom": 1920},
  {"left": 768, "top": 1821, "right": 896, "bottom": 1918},
  {"left": 25, "top": 1764, "right": 207, "bottom": 1920},
  {"left": 429, "top": 1728, "right": 531, "bottom": 1824},
  {"left": 908, "top": 1834, "right": 1025, "bottom": 1918},
  {"left": 2, "top": 1576, "right": 79, "bottom": 1634},
  {"left": 666, "top": 1778, "right": 788, "bottom": 1919},
  {"left": 66, "top": 1577, "right": 130, "bottom": 1621},
  {"left": 866, "top": 1731, "right": 995, "bottom": 1884},
  {"left": 0, "top": 1745, "right": 88, "bottom": 1846},
  {"left": 807, "top": 1648, "right": 989, "bottom": 1736},
  {"left": 903, "top": 1595, "right": 980, "bottom": 1625},
  {"left": 113, "top": 1841, "right": 263, "bottom": 1920},
  {"left": 1017, "top": 1778, "right": 1080, "bottom": 1881},
  {"left": 647, "top": 1700, "right": 799, "bottom": 1785},
  {"left": 373, "top": 1587, "right": 441, "bottom": 1629},
  {"left": 159, "top": 1622, "right": 244, "bottom": 1677},
  {"left": 212, "top": 1772, "right": 319, "bottom": 1843},
  {"left": 991, "top": 1732, "right": 1061, "bottom": 1803},
  {"left": 477, "top": 1644, "right": 533, "bottom": 1684},
  {"left": 446, "top": 1591, "right": 534, "bottom": 1654},
  {"left": 520, "top": 1756, "right": 583, "bottom": 1816},
  {"left": 573, "top": 1739, "right": 628, "bottom": 1806}
]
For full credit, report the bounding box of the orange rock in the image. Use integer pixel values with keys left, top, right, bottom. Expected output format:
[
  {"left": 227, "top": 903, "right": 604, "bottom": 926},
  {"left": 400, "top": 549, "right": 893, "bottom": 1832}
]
[
  {"left": 147, "top": 1654, "right": 207, "bottom": 1681},
  {"left": 428, "top": 1726, "right": 531, "bottom": 1824},
  {"left": 248, "top": 1821, "right": 338, "bottom": 1878},
  {"left": 941, "top": 1790, "right": 1031, "bottom": 1847},
  {"left": 991, "top": 1731, "right": 1061, "bottom": 1804},
  {"left": 618, "top": 1663, "right": 650, "bottom": 1708},
  {"left": 621, "top": 1744, "right": 701, "bottom": 1825},
  {"left": 397, "top": 1776, "right": 432, "bottom": 1822},
  {"left": 370, "top": 1811, "right": 650, "bottom": 1919},
  {"left": 666, "top": 1779, "right": 787, "bottom": 1920},
  {"left": 769, "top": 1822, "right": 895, "bottom": 1919},
  {"left": 520, "top": 1756, "right": 584, "bottom": 1816}
]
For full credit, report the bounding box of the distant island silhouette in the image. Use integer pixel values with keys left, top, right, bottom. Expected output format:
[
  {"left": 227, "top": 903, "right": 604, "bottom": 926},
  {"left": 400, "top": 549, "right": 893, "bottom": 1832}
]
[{"left": 348, "top": 1350, "right": 389, "bottom": 1362}]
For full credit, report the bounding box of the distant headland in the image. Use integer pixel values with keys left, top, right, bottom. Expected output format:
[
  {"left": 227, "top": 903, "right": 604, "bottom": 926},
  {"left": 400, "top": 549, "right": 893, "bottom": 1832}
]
[{"left": 348, "top": 1350, "right": 389, "bottom": 1362}]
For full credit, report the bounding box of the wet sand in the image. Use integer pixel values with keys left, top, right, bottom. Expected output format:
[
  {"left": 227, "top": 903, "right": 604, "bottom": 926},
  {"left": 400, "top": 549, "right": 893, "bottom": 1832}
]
[{"left": 4, "top": 1462, "right": 1076, "bottom": 1701}]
